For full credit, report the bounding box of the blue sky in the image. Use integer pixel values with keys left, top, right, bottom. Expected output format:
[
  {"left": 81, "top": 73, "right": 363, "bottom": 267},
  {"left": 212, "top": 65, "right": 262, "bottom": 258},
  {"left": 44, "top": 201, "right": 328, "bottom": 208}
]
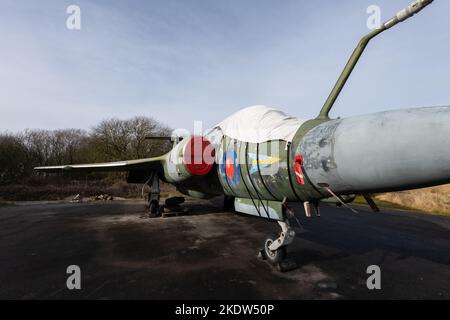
[{"left": 0, "top": 0, "right": 449, "bottom": 132}]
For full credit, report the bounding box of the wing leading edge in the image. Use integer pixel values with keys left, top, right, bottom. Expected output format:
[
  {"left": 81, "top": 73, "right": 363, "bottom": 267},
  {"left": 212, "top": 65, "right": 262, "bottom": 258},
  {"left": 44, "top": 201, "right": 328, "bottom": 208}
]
[{"left": 33, "top": 156, "right": 165, "bottom": 173}]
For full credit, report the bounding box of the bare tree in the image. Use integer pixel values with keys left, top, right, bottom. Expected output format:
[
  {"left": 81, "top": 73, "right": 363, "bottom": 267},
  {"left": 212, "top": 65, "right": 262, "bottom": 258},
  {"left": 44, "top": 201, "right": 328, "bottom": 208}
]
[
  {"left": 0, "top": 133, "right": 28, "bottom": 184},
  {"left": 22, "top": 129, "right": 53, "bottom": 167},
  {"left": 51, "top": 129, "right": 88, "bottom": 164},
  {"left": 1, "top": 116, "right": 172, "bottom": 185},
  {"left": 91, "top": 116, "right": 172, "bottom": 160}
]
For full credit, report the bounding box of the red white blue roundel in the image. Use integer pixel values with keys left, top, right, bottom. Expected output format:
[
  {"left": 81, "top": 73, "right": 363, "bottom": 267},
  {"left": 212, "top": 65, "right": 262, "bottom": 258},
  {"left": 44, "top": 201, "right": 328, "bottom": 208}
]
[{"left": 220, "top": 149, "right": 240, "bottom": 187}]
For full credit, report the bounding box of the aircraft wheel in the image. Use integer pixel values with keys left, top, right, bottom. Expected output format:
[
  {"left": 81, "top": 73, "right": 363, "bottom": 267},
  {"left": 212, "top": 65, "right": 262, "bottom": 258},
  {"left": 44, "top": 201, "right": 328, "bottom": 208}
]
[
  {"left": 263, "top": 233, "right": 286, "bottom": 265},
  {"left": 223, "top": 196, "right": 235, "bottom": 212}
]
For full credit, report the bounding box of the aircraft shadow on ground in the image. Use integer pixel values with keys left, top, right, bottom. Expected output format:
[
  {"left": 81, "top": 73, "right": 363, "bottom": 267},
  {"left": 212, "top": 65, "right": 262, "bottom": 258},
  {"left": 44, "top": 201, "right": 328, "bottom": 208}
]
[{"left": 289, "top": 204, "right": 450, "bottom": 266}]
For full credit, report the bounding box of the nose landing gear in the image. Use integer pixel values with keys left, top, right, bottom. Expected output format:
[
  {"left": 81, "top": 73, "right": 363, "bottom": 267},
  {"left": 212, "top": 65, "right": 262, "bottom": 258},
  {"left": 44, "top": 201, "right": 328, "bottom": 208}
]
[
  {"left": 263, "top": 233, "right": 287, "bottom": 265},
  {"left": 261, "top": 219, "right": 298, "bottom": 272}
]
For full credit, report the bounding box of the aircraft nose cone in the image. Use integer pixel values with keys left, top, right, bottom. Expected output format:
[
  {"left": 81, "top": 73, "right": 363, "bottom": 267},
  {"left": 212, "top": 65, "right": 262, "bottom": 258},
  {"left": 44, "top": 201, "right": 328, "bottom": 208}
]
[{"left": 298, "top": 107, "right": 450, "bottom": 193}]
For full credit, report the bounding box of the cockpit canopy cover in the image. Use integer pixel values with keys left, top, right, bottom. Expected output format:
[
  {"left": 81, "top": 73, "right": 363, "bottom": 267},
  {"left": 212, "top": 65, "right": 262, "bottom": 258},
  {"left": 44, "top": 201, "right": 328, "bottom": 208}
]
[{"left": 210, "top": 105, "right": 304, "bottom": 143}]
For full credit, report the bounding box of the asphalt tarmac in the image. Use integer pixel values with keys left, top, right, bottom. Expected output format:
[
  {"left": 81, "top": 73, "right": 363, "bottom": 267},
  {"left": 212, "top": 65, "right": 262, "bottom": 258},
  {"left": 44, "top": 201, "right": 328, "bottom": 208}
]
[{"left": 0, "top": 198, "right": 449, "bottom": 299}]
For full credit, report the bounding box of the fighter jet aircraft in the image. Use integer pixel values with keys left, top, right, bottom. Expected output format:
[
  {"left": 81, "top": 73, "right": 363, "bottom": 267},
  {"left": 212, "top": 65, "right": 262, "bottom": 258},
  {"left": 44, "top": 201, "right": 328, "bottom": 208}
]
[{"left": 36, "top": 0, "right": 448, "bottom": 267}]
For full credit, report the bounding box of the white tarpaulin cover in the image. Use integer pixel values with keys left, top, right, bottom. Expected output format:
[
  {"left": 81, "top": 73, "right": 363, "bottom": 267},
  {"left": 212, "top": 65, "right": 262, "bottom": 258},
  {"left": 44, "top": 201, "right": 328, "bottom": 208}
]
[{"left": 210, "top": 105, "right": 304, "bottom": 143}]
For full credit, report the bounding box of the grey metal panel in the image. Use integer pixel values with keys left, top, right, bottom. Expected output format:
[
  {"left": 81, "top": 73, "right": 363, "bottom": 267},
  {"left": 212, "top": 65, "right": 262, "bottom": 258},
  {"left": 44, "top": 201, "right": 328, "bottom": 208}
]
[{"left": 299, "top": 107, "right": 450, "bottom": 194}]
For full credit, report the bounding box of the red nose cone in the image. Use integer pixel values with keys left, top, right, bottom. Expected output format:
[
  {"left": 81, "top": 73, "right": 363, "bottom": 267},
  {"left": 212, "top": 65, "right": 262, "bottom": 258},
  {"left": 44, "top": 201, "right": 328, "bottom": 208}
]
[{"left": 183, "top": 136, "right": 215, "bottom": 176}]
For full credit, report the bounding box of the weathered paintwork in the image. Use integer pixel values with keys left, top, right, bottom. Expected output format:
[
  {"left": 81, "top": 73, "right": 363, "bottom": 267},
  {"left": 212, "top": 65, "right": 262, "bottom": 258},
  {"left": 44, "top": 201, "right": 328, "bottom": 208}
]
[
  {"left": 298, "top": 107, "right": 450, "bottom": 196},
  {"left": 234, "top": 197, "right": 285, "bottom": 220},
  {"left": 189, "top": 105, "right": 450, "bottom": 209},
  {"left": 214, "top": 135, "right": 297, "bottom": 202}
]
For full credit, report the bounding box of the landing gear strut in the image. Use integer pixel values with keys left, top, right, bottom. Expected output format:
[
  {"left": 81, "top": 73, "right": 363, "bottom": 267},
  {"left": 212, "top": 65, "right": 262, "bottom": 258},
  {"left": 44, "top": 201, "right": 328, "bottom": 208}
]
[
  {"left": 147, "top": 173, "right": 162, "bottom": 217},
  {"left": 261, "top": 219, "right": 297, "bottom": 272}
]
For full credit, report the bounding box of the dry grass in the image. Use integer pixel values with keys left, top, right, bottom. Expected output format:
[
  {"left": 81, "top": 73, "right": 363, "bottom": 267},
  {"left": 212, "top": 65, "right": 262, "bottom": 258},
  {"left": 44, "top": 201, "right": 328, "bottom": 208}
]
[
  {"left": 375, "top": 184, "right": 450, "bottom": 216},
  {"left": 0, "top": 201, "right": 15, "bottom": 207},
  {"left": 0, "top": 178, "right": 177, "bottom": 202}
]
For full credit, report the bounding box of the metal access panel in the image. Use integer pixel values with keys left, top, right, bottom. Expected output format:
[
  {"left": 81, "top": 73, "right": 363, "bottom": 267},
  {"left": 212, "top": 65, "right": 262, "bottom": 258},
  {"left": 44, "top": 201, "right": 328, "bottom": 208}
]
[{"left": 234, "top": 197, "right": 285, "bottom": 221}]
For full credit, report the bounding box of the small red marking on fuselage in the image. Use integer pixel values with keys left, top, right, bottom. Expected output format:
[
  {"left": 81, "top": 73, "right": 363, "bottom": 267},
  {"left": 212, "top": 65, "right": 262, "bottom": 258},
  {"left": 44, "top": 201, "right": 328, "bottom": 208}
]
[{"left": 294, "top": 155, "right": 305, "bottom": 185}]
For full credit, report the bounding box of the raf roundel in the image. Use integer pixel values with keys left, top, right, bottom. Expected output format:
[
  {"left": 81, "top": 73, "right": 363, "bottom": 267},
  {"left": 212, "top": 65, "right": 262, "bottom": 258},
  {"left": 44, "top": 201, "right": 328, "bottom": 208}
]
[{"left": 221, "top": 149, "right": 240, "bottom": 187}]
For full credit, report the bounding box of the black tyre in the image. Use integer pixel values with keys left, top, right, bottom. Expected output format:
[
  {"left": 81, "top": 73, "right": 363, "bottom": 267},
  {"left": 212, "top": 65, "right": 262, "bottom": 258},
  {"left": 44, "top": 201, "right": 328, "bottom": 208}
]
[
  {"left": 149, "top": 201, "right": 160, "bottom": 216},
  {"left": 263, "top": 233, "right": 287, "bottom": 265},
  {"left": 224, "top": 196, "right": 235, "bottom": 212}
]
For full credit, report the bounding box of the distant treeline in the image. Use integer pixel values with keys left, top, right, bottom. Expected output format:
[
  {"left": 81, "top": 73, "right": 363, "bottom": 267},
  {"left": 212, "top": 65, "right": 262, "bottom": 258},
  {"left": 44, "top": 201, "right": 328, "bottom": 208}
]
[{"left": 0, "top": 116, "right": 172, "bottom": 185}]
